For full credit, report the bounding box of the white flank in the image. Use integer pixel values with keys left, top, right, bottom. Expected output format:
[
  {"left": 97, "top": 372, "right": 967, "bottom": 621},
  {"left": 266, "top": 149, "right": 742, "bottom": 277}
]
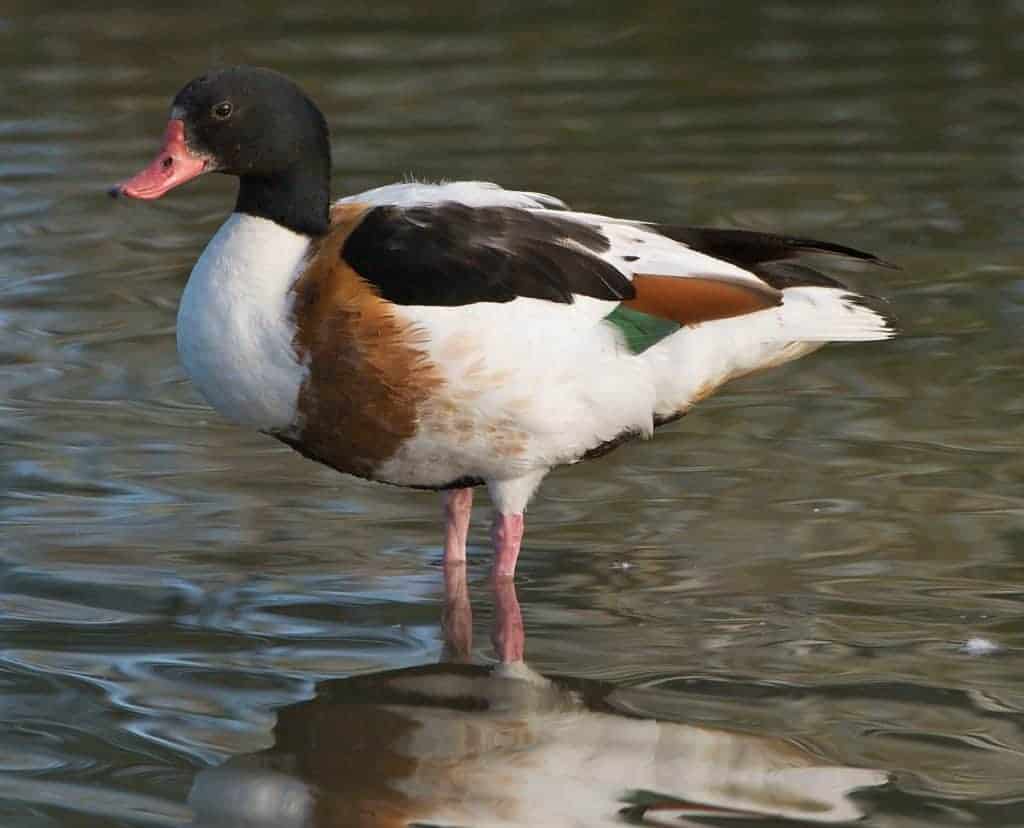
[
  {"left": 374, "top": 296, "right": 657, "bottom": 492},
  {"left": 177, "top": 213, "right": 309, "bottom": 430}
]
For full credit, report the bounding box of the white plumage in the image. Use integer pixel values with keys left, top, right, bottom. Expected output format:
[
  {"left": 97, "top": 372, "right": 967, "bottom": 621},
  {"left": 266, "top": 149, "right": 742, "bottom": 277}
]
[{"left": 177, "top": 213, "right": 310, "bottom": 431}]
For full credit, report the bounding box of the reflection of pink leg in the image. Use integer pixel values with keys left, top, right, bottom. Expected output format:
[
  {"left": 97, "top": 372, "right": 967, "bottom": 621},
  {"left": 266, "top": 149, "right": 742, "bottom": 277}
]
[
  {"left": 442, "top": 488, "right": 474, "bottom": 565},
  {"left": 441, "top": 489, "right": 474, "bottom": 660},
  {"left": 442, "top": 561, "right": 473, "bottom": 660},
  {"left": 491, "top": 512, "right": 525, "bottom": 663},
  {"left": 492, "top": 576, "right": 524, "bottom": 663}
]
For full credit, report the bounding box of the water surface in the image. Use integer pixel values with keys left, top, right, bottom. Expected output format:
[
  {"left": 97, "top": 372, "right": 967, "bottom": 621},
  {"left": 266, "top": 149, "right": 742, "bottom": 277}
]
[{"left": 2, "top": 2, "right": 1024, "bottom": 825}]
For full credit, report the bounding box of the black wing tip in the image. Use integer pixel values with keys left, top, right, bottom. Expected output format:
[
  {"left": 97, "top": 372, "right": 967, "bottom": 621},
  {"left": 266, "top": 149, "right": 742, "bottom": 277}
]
[
  {"left": 664, "top": 225, "right": 898, "bottom": 270},
  {"left": 868, "top": 253, "right": 901, "bottom": 271},
  {"left": 825, "top": 247, "right": 900, "bottom": 270},
  {"left": 786, "top": 236, "right": 900, "bottom": 270}
]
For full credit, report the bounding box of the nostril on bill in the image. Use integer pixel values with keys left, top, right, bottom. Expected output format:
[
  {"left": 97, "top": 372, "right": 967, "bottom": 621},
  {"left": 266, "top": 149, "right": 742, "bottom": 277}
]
[{"left": 162, "top": 157, "right": 173, "bottom": 169}]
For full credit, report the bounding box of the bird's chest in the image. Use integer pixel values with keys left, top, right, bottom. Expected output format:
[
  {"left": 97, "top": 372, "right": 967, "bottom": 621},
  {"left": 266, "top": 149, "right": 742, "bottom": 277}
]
[
  {"left": 284, "top": 239, "right": 447, "bottom": 480},
  {"left": 176, "top": 213, "right": 310, "bottom": 431}
]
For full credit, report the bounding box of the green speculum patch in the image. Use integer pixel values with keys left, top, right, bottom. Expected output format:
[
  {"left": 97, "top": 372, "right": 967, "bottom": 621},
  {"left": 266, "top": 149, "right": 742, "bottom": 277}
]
[{"left": 604, "top": 305, "right": 681, "bottom": 354}]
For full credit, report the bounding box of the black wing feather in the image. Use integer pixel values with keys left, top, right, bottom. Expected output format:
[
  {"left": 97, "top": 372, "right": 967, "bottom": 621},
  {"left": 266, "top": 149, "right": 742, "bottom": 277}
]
[
  {"left": 654, "top": 225, "right": 894, "bottom": 291},
  {"left": 341, "top": 203, "right": 636, "bottom": 307},
  {"left": 657, "top": 225, "right": 893, "bottom": 269}
]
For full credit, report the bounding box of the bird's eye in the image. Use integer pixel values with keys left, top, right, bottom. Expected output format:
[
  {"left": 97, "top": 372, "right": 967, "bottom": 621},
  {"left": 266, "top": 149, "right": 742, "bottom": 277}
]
[{"left": 212, "top": 101, "right": 233, "bottom": 120}]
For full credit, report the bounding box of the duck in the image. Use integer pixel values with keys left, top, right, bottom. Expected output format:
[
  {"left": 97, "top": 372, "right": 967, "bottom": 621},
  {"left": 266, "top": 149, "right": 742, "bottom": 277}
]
[{"left": 112, "top": 66, "right": 894, "bottom": 661}]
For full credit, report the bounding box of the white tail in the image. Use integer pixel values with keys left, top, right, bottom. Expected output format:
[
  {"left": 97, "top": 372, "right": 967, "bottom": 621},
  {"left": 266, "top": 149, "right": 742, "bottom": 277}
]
[{"left": 644, "top": 286, "right": 895, "bottom": 419}]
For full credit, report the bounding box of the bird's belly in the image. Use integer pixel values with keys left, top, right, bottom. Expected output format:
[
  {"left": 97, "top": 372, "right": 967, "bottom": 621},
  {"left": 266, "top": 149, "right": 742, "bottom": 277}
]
[
  {"left": 282, "top": 387, "right": 534, "bottom": 489},
  {"left": 371, "top": 396, "right": 539, "bottom": 487}
]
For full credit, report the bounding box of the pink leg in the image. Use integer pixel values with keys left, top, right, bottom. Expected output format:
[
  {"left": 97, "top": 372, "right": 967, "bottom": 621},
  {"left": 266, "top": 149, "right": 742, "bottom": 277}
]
[
  {"left": 442, "top": 560, "right": 473, "bottom": 660},
  {"left": 442, "top": 487, "right": 474, "bottom": 565},
  {"left": 491, "top": 512, "right": 524, "bottom": 578},
  {"left": 491, "top": 512, "right": 525, "bottom": 663}
]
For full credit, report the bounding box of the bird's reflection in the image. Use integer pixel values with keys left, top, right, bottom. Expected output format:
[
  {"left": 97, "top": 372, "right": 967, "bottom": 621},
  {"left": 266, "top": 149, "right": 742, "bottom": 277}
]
[{"left": 189, "top": 574, "right": 888, "bottom": 827}]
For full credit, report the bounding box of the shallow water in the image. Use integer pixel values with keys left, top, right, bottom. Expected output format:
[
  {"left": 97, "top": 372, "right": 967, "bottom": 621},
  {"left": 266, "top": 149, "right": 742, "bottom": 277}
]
[{"left": 2, "top": 1, "right": 1024, "bottom": 825}]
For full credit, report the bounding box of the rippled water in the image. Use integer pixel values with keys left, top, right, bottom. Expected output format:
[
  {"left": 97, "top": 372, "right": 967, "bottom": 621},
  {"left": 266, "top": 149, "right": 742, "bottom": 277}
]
[{"left": 2, "top": 1, "right": 1024, "bottom": 825}]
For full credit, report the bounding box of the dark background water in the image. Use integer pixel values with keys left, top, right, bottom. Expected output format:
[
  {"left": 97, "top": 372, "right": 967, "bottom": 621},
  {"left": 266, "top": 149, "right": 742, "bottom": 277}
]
[{"left": 2, "top": 1, "right": 1024, "bottom": 825}]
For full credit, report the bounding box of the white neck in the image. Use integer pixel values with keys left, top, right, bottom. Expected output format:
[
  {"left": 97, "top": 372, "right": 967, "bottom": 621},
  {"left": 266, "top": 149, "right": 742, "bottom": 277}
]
[{"left": 176, "top": 213, "right": 311, "bottom": 430}]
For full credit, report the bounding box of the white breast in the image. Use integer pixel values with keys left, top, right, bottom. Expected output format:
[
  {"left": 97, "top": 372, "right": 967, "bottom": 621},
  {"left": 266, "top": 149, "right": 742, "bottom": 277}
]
[{"left": 176, "top": 213, "right": 310, "bottom": 430}]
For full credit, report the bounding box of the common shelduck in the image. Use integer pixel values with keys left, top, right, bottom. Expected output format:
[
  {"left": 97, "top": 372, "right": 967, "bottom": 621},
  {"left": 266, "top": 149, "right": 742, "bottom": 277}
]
[{"left": 113, "top": 66, "right": 894, "bottom": 661}]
